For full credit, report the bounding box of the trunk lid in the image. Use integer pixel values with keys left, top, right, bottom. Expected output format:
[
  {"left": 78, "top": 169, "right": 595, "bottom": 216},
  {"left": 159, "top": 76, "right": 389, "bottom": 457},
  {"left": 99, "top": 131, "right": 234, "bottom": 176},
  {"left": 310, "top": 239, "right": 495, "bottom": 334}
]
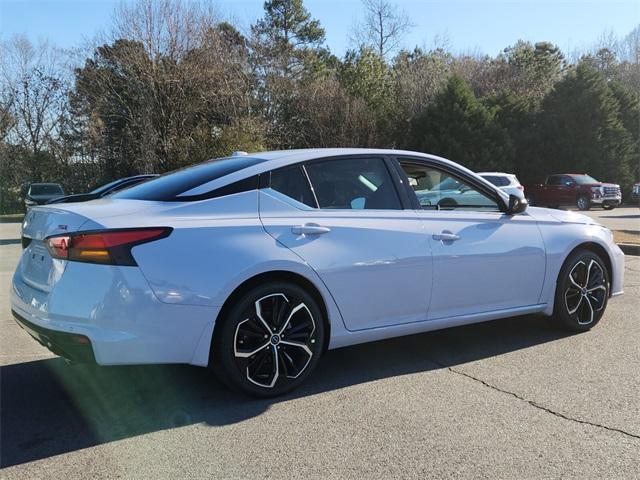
[{"left": 19, "top": 199, "right": 154, "bottom": 291}]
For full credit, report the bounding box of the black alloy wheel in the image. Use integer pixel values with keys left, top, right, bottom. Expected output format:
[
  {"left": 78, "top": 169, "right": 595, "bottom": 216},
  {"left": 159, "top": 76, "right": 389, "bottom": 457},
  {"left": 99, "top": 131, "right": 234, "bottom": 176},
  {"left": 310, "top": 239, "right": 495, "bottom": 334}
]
[
  {"left": 554, "top": 250, "right": 609, "bottom": 332},
  {"left": 212, "top": 282, "right": 325, "bottom": 397}
]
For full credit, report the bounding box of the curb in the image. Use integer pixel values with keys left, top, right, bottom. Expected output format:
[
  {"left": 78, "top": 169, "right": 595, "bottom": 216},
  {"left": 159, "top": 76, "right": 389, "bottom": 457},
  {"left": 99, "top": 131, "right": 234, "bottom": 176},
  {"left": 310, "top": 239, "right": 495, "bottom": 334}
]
[{"left": 618, "top": 243, "right": 640, "bottom": 256}]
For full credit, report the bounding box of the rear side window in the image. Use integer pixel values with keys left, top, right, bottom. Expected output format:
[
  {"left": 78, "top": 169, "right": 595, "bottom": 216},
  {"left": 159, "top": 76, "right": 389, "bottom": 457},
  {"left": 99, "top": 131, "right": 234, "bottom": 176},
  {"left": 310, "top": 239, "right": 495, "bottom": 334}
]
[
  {"left": 30, "top": 184, "right": 63, "bottom": 195},
  {"left": 270, "top": 166, "right": 317, "bottom": 208},
  {"left": 481, "top": 175, "right": 510, "bottom": 187},
  {"left": 112, "top": 156, "right": 266, "bottom": 201},
  {"left": 305, "top": 157, "right": 401, "bottom": 210}
]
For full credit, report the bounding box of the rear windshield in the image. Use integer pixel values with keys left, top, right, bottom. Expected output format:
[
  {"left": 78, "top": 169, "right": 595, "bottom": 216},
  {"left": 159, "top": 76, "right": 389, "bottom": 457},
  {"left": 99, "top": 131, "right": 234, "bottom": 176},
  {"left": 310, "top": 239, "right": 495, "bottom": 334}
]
[
  {"left": 30, "top": 184, "right": 63, "bottom": 195},
  {"left": 112, "top": 156, "right": 266, "bottom": 201},
  {"left": 481, "top": 175, "right": 510, "bottom": 187}
]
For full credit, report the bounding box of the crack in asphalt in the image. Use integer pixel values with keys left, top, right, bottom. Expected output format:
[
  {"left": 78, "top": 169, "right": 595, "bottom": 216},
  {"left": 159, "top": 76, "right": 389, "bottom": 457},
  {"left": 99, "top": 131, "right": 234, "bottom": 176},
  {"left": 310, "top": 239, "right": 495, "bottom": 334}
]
[{"left": 429, "top": 358, "right": 640, "bottom": 441}]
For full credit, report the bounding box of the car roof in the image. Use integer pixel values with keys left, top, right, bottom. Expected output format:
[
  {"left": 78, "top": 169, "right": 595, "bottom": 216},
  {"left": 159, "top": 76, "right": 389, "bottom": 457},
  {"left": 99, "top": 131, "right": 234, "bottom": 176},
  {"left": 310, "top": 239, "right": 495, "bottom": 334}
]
[
  {"left": 180, "top": 148, "right": 508, "bottom": 203},
  {"left": 476, "top": 172, "right": 515, "bottom": 176},
  {"left": 181, "top": 148, "right": 439, "bottom": 197},
  {"left": 29, "top": 182, "right": 62, "bottom": 186}
]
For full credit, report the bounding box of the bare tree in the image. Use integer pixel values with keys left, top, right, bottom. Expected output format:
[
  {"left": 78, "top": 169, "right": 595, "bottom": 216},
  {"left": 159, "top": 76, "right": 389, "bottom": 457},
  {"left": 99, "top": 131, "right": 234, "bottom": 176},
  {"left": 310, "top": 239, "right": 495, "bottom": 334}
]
[
  {"left": 351, "top": 0, "right": 414, "bottom": 59},
  {"left": 0, "top": 35, "right": 70, "bottom": 179},
  {"left": 0, "top": 35, "right": 69, "bottom": 155}
]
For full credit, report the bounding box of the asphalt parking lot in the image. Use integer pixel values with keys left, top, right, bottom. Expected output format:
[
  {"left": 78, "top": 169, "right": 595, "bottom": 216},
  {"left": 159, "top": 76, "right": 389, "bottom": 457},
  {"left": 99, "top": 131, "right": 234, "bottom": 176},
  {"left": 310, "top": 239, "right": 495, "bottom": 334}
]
[
  {"left": 1, "top": 216, "right": 639, "bottom": 479},
  {"left": 579, "top": 205, "right": 640, "bottom": 232}
]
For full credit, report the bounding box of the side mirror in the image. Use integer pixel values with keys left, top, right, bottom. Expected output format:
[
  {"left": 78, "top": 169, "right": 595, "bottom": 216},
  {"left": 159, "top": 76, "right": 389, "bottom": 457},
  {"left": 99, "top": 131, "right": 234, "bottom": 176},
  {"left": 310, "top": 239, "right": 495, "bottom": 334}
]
[{"left": 507, "top": 194, "right": 528, "bottom": 214}]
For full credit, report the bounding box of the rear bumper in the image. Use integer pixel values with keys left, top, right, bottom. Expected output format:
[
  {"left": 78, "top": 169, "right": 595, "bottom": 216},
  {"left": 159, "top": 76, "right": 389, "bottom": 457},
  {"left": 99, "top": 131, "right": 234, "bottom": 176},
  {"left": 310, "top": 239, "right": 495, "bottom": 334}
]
[
  {"left": 10, "top": 258, "right": 220, "bottom": 367},
  {"left": 12, "top": 310, "right": 96, "bottom": 363}
]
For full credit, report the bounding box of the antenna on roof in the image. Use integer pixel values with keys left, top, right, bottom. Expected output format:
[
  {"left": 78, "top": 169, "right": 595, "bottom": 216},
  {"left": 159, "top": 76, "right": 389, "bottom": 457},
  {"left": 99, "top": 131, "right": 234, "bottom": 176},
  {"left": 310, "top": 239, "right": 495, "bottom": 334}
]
[{"left": 231, "top": 151, "right": 248, "bottom": 156}]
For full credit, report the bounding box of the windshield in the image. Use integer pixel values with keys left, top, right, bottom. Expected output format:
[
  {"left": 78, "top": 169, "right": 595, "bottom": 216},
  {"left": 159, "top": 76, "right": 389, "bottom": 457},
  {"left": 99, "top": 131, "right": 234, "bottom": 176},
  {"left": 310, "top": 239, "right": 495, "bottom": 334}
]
[
  {"left": 112, "top": 156, "right": 266, "bottom": 201},
  {"left": 29, "top": 184, "right": 63, "bottom": 195},
  {"left": 572, "top": 174, "right": 599, "bottom": 185},
  {"left": 91, "top": 179, "right": 123, "bottom": 194}
]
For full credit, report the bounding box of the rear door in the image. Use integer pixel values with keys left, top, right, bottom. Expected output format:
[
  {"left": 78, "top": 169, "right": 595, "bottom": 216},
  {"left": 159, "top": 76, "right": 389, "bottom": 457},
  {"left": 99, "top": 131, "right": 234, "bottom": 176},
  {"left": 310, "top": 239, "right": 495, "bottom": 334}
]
[
  {"left": 259, "top": 155, "right": 432, "bottom": 331},
  {"left": 396, "top": 158, "right": 546, "bottom": 320},
  {"left": 545, "top": 175, "right": 565, "bottom": 205}
]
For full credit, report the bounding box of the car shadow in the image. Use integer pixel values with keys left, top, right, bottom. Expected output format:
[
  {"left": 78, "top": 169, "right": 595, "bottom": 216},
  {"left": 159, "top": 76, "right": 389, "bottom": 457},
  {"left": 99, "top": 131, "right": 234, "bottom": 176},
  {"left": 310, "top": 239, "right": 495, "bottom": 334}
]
[{"left": 1, "top": 314, "right": 570, "bottom": 468}]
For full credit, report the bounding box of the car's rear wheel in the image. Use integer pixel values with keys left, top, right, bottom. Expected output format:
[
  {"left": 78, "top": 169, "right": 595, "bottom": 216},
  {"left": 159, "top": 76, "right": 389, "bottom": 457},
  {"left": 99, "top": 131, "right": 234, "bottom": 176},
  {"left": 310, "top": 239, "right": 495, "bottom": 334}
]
[
  {"left": 212, "top": 282, "right": 325, "bottom": 397},
  {"left": 525, "top": 194, "right": 535, "bottom": 206},
  {"left": 553, "top": 250, "right": 609, "bottom": 332},
  {"left": 576, "top": 195, "right": 591, "bottom": 211},
  {"left": 603, "top": 204, "right": 615, "bottom": 210}
]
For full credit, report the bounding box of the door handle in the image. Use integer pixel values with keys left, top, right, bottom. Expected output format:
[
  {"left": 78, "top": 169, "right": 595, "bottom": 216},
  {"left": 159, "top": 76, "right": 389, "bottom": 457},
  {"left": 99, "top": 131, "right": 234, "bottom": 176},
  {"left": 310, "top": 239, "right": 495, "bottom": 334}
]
[
  {"left": 432, "top": 231, "right": 460, "bottom": 242},
  {"left": 291, "top": 223, "right": 331, "bottom": 235}
]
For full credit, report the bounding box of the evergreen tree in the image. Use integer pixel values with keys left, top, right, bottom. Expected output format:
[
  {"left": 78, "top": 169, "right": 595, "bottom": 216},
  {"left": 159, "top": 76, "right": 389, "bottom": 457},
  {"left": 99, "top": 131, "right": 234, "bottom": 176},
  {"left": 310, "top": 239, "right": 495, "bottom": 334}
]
[
  {"left": 409, "top": 76, "right": 510, "bottom": 171},
  {"left": 536, "top": 62, "right": 633, "bottom": 187}
]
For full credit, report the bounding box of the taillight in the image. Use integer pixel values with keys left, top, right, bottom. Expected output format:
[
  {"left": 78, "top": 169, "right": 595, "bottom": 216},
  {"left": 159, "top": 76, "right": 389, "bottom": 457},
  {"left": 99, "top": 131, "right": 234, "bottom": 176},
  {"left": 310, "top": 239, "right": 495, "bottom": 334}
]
[{"left": 45, "top": 228, "right": 172, "bottom": 266}]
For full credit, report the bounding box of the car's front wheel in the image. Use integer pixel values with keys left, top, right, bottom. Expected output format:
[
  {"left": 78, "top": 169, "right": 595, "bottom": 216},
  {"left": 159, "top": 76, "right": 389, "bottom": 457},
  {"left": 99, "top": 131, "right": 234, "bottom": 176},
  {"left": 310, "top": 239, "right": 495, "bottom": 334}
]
[
  {"left": 576, "top": 195, "right": 591, "bottom": 211},
  {"left": 553, "top": 250, "right": 609, "bottom": 332},
  {"left": 212, "top": 282, "right": 325, "bottom": 397},
  {"left": 602, "top": 204, "right": 615, "bottom": 210}
]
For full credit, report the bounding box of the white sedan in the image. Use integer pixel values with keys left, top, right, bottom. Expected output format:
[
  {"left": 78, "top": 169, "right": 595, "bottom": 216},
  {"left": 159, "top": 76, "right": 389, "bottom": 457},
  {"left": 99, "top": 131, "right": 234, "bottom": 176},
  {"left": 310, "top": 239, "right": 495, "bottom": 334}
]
[{"left": 12, "top": 149, "right": 624, "bottom": 396}]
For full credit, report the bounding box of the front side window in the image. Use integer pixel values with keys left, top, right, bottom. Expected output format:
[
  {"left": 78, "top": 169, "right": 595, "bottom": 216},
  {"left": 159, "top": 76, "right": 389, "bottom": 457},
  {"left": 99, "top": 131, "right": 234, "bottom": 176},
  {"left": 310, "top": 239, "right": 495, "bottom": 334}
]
[
  {"left": 304, "top": 157, "right": 401, "bottom": 210},
  {"left": 547, "top": 175, "right": 563, "bottom": 186},
  {"left": 400, "top": 162, "right": 499, "bottom": 211}
]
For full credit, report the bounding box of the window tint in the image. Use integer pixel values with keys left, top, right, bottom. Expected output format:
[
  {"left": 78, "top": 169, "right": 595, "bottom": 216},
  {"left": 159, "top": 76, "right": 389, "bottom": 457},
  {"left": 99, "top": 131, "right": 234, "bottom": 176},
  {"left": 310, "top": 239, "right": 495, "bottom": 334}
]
[
  {"left": 400, "top": 162, "right": 499, "bottom": 211},
  {"left": 270, "top": 166, "right": 317, "bottom": 207},
  {"left": 30, "top": 184, "right": 63, "bottom": 195},
  {"left": 305, "top": 157, "right": 401, "bottom": 210},
  {"left": 547, "top": 175, "right": 563, "bottom": 186},
  {"left": 112, "top": 156, "right": 266, "bottom": 201},
  {"left": 481, "top": 175, "right": 510, "bottom": 187}
]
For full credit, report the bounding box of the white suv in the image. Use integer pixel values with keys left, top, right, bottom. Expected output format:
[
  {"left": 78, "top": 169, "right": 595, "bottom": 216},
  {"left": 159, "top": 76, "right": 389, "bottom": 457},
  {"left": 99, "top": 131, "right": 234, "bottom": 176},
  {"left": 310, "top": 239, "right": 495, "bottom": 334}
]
[{"left": 478, "top": 172, "right": 525, "bottom": 199}]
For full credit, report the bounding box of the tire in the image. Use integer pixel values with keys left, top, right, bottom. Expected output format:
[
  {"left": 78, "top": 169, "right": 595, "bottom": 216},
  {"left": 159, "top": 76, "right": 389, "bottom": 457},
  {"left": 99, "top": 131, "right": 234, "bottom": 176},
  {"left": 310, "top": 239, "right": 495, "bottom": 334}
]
[
  {"left": 553, "top": 250, "right": 609, "bottom": 332},
  {"left": 525, "top": 194, "right": 535, "bottom": 206},
  {"left": 603, "top": 204, "right": 615, "bottom": 210},
  {"left": 576, "top": 195, "right": 590, "bottom": 211},
  {"left": 211, "top": 282, "right": 325, "bottom": 397}
]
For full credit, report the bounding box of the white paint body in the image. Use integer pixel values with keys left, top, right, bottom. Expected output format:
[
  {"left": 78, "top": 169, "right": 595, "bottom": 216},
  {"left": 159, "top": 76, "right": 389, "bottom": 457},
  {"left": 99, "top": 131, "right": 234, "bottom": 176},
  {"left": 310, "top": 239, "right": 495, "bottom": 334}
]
[{"left": 11, "top": 149, "right": 625, "bottom": 367}]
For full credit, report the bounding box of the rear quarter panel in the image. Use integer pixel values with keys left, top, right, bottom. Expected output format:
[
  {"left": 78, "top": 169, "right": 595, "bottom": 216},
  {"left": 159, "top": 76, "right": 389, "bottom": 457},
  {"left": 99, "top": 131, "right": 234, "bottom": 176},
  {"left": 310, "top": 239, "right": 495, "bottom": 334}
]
[{"left": 100, "top": 191, "right": 348, "bottom": 347}]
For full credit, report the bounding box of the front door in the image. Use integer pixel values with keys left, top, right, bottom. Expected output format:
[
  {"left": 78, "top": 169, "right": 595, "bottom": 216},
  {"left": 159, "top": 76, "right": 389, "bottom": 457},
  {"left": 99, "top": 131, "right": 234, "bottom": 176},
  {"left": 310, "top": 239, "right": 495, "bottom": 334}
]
[{"left": 397, "top": 159, "right": 547, "bottom": 320}]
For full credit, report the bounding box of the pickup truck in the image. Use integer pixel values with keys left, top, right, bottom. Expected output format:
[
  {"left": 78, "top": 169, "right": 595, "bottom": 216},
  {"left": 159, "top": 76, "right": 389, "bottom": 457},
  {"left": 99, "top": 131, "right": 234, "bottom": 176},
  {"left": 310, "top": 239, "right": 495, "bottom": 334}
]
[{"left": 525, "top": 174, "right": 621, "bottom": 211}]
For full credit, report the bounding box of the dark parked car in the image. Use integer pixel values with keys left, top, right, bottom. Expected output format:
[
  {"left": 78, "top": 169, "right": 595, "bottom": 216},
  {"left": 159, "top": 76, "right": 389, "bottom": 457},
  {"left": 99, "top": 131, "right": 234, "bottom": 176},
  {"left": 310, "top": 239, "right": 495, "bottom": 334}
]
[
  {"left": 525, "top": 174, "right": 622, "bottom": 211},
  {"left": 47, "top": 175, "right": 158, "bottom": 204},
  {"left": 24, "top": 183, "right": 65, "bottom": 207}
]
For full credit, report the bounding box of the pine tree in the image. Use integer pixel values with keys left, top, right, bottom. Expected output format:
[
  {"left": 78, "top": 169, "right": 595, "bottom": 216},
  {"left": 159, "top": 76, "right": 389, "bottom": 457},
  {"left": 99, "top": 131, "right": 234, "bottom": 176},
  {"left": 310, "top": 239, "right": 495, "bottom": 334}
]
[
  {"left": 409, "top": 76, "right": 510, "bottom": 172},
  {"left": 536, "top": 62, "right": 633, "bottom": 187}
]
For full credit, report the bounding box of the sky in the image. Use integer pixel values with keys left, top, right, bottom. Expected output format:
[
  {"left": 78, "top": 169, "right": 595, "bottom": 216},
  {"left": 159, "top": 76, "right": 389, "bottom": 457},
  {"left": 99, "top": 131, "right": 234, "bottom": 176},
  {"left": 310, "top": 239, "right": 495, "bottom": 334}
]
[{"left": 0, "top": 0, "right": 638, "bottom": 57}]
